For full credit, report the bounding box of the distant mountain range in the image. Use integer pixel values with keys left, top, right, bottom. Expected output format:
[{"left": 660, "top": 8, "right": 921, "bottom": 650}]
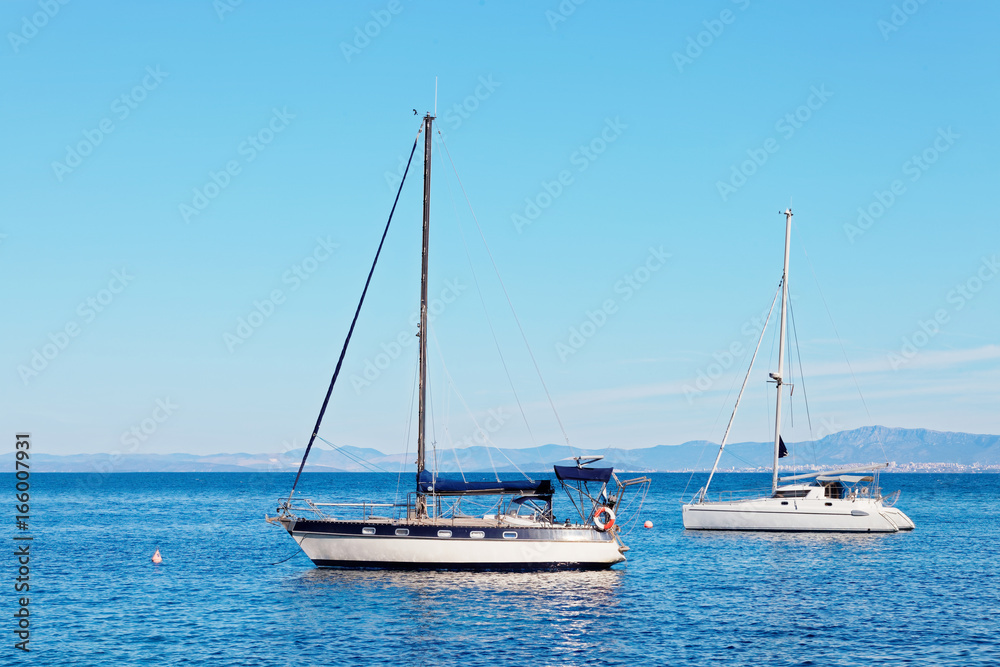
[{"left": 13, "top": 426, "right": 1000, "bottom": 473}]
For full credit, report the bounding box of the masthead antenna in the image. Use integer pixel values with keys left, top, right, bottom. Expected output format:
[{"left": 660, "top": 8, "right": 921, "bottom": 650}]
[{"left": 434, "top": 76, "right": 438, "bottom": 116}]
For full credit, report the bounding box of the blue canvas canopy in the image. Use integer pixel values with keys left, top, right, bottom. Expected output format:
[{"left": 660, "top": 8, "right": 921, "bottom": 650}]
[
  {"left": 417, "top": 471, "right": 553, "bottom": 496},
  {"left": 553, "top": 465, "right": 614, "bottom": 483}
]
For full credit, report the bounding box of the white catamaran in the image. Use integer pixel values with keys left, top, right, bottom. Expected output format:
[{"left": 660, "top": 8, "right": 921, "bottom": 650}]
[
  {"left": 682, "top": 209, "right": 915, "bottom": 533},
  {"left": 267, "top": 113, "right": 650, "bottom": 568}
]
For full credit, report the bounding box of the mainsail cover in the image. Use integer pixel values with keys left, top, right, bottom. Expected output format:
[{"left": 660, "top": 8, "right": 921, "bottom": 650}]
[
  {"left": 553, "top": 466, "right": 614, "bottom": 483},
  {"left": 417, "top": 471, "right": 552, "bottom": 496}
]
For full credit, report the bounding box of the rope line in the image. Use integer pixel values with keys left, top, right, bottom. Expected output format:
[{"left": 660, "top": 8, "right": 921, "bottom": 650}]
[
  {"left": 438, "top": 134, "right": 574, "bottom": 451},
  {"left": 315, "top": 436, "right": 391, "bottom": 474},
  {"left": 288, "top": 125, "right": 421, "bottom": 499},
  {"left": 428, "top": 323, "right": 535, "bottom": 483},
  {"left": 436, "top": 146, "right": 540, "bottom": 449},
  {"left": 393, "top": 355, "right": 420, "bottom": 514},
  {"left": 794, "top": 220, "right": 889, "bottom": 462}
]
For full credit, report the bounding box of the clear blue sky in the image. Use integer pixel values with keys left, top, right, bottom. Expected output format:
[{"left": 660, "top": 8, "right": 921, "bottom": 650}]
[{"left": 2, "top": 1, "right": 997, "bottom": 458}]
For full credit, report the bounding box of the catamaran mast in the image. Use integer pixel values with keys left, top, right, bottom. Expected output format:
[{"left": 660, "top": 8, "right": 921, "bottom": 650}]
[
  {"left": 416, "top": 113, "right": 434, "bottom": 518},
  {"left": 770, "top": 208, "right": 792, "bottom": 492}
]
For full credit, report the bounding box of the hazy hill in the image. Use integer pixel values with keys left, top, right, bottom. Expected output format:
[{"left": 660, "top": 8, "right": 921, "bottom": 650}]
[{"left": 14, "top": 426, "right": 1000, "bottom": 473}]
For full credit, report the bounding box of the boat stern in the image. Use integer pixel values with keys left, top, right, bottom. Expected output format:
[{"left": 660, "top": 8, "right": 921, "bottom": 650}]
[{"left": 879, "top": 506, "right": 915, "bottom": 530}]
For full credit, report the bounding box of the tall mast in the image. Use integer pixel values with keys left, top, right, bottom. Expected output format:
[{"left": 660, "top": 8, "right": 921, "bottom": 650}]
[
  {"left": 770, "top": 208, "right": 792, "bottom": 492},
  {"left": 415, "top": 113, "right": 434, "bottom": 518}
]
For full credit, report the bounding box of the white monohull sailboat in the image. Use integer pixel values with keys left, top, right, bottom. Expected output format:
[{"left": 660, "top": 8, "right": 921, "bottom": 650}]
[
  {"left": 682, "top": 209, "right": 915, "bottom": 533},
  {"left": 267, "top": 113, "right": 650, "bottom": 568}
]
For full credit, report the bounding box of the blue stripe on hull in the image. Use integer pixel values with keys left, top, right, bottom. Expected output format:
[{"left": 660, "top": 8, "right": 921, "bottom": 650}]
[
  {"left": 291, "top": 520, "right": 613, "bottom": 543},
  {"left": 309, "top": 559, "right": 613, "bottom": 571}
]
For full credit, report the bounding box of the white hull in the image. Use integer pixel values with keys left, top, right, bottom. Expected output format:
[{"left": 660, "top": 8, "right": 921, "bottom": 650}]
[
  {"left": 682, "top": 496, "right": 915, "bottom": 532},
  {"left": 286, "top": 521, "right": 625, "bottom": 569}
]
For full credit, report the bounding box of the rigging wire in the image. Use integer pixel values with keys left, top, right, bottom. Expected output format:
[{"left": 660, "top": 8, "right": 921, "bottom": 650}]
[
  {"left": 428, "top": 322, "right": 536, "bottom": 483},
  {"left": 442, "top": 379, "right": 468, "bottom": 482},
  {"left": 315, "top": 436, "right": 391, "bottom": 474},
  {"left": 793, "top": 220, "right": 889, "bottom": 462},
  {"left": 436, "top": 146, "right": 540, "bottom": 449},
  {"left": 765, "top": 288, "right": 780, "bottom": 437},
  {"left": 684, "top": 283, "right": 781, "bottom": 501},
  {"left": 428, "top": 322, "right": 500, "bottom": 482},
  {"left": 437, "top": 133, "right": 574, "bottom": 452},
  {"left": 681, "top": 283, "right": 781, "bottom": 499},
  {"left": 288, "top": 124, "right": 421, "bottom": 500},
  {"left": 393, "top": 354, "right": 421, "bottom": 514},
  {"left": 429, "top": 358, "right": 438, "bottom": 476},
  {"left": 787, "top": 295, "right": 819, "bottom": 466}
]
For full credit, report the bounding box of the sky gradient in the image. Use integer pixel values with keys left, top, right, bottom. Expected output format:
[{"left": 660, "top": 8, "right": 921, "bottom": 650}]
[{"left": 2, "top": 1, "right": 998, "bottom": 461}]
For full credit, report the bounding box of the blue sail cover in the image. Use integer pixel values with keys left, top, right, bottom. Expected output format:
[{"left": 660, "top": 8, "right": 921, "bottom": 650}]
[
  {"left": 417, "top": 471, "right": 553, "bottom": 496},
  {"left": 553, "top": 466, "right": 614, "bottom": 483}
]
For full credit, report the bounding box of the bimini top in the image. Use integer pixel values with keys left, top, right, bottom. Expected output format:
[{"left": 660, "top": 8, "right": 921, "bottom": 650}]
[
  {"left": 553, "top": 465, "right": 614, "bottom": 483},
  {"left": 816, "top": 474, "right": 873, "bottom": 483},
  {"left": 417, "top": 471, "right": 553, "bottom": 496},
  {"left": 779, "top": 462, "right": 889, "bottom": 483}
]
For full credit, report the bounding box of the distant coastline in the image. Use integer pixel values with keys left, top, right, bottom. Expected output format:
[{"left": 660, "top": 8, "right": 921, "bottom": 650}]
[{"left": 9, "top": 426, "right": 1000, "bottom": 474}]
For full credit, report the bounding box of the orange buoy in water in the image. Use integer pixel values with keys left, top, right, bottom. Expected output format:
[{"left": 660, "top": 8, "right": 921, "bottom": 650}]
[
  {"left": 151, "top": 548, "right": 162, "bottom": 564},
  {"left": 643, "top": 520, "right": 653, "bottom": 529}
]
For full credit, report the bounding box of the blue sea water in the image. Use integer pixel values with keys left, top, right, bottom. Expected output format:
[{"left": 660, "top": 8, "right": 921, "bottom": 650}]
[{"left": 10, "top": 472, "right": 1000, "bottom": 666}]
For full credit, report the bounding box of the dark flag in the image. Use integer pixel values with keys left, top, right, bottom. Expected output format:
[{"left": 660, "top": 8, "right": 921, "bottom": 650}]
[{"left": 778, "top": 436, "right": 788, "bottom": 458}]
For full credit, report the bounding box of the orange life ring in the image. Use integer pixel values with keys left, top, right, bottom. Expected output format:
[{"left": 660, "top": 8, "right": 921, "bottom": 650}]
[{"left": 593, "top": 506, "right": 616, "bottom": 531}]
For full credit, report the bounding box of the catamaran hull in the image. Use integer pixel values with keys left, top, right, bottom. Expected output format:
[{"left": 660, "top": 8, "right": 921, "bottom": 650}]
[
  {"left": 682, "top": 499, "right": 915, "bottom": 532},
  {"left": 284, "top": 520, "right": 625, "bottom": 569}
]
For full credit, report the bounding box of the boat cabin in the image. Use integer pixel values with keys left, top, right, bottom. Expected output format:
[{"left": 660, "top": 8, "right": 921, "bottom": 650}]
[{"left": 772, "top": 474, "right": 876, "bottom": 500}]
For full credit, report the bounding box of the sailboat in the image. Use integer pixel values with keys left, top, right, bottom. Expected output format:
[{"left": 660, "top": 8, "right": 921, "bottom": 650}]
[
  {"left": 266, "top": 113, "right": 650, "bottom": 568},
  {"left": 681, "top": 209, "right": 915, "bottom": 533}
]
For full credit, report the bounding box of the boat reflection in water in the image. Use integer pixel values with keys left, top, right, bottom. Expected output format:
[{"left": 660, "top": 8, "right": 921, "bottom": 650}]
[{"left": 285, "top": 568, "right": 626, "bottom": 654}]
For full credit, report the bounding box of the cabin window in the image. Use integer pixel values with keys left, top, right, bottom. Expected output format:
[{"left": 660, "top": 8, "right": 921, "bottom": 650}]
[
  {"left": 437, "top": 530, "right": 452, "bottom": 538},
  {"left": 362, "top": 527, "right": 376, "bottom": 535},
  {"left": 395, "top": 528, "right": 409, "bottom": 536},
  {"left": 774, "top": 489, "right": 810, "bottom": 498},
  {"left": 825, "top": 502, "right": 833, "bottom": 507},
  {"left": 781, "top": 501, "right": 788, "bottom": 506},
  {"left": 824, "top": 483, "right": 846, "bottom": 499},
  {"left": 503, "top": 531, "right": 518, "bottom": 539},
  {"left": 470, "top": 531, "right": 485, "bottom": 539}
]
